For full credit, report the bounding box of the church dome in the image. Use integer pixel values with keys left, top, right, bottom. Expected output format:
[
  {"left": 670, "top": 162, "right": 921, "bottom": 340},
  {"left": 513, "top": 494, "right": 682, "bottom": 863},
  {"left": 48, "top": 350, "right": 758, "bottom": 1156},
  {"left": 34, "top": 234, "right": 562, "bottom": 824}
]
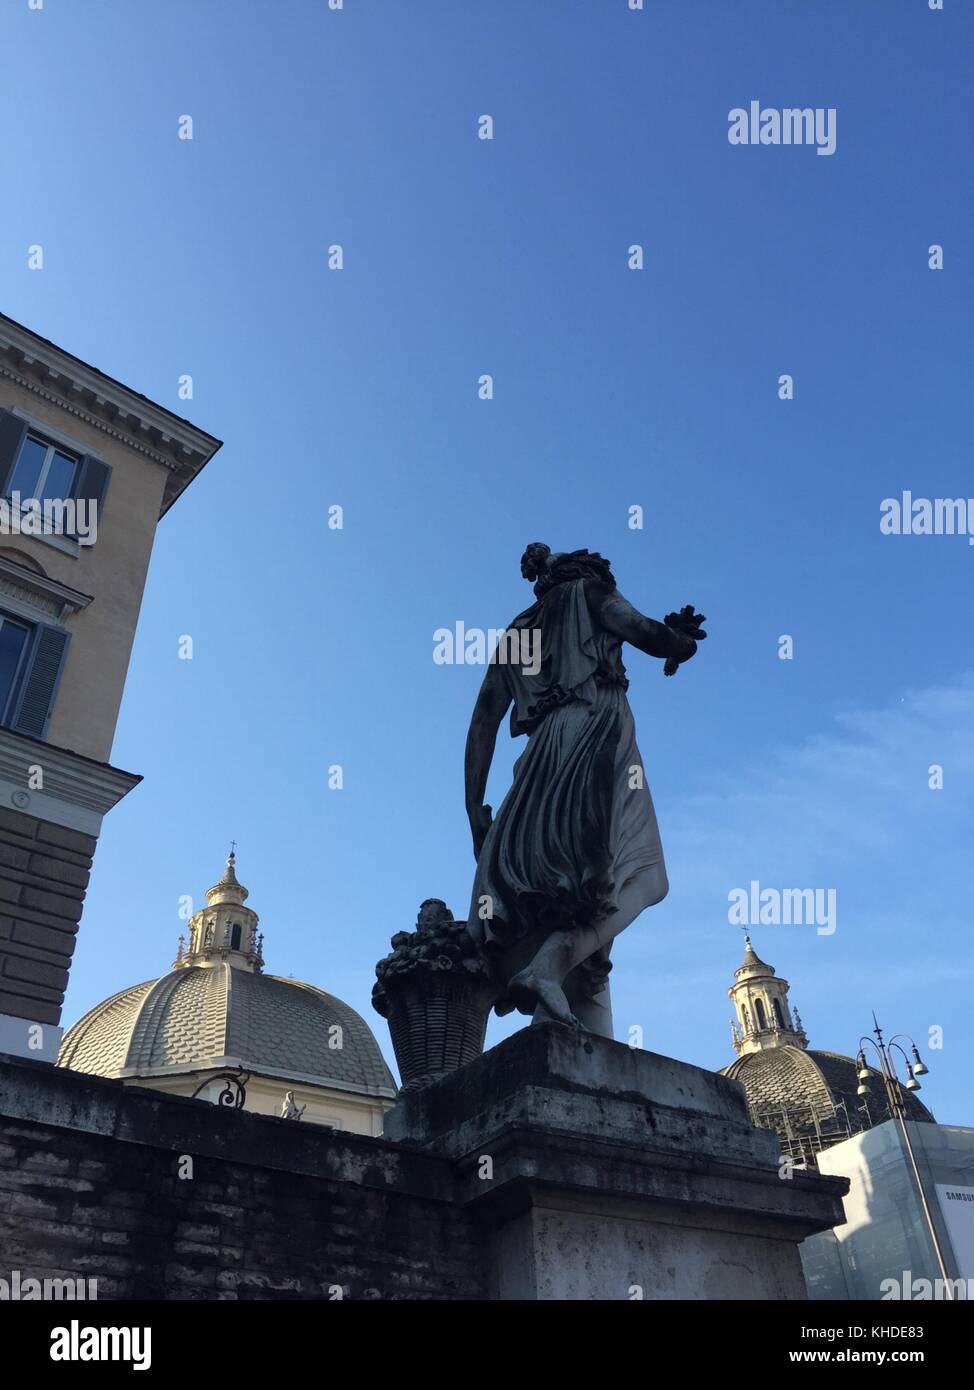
[
  {"left": 58, "top": 851, "right": 396, "bottom": 1115},
  {"left": 723, "top": 1045, "right": 934, "bottom": 1130},
  {"left": 59, "top": 964, "right": 395, "bottom": 1096},
  {"left": 721, "top": 936, "right": 935, "bottom": 1165}
]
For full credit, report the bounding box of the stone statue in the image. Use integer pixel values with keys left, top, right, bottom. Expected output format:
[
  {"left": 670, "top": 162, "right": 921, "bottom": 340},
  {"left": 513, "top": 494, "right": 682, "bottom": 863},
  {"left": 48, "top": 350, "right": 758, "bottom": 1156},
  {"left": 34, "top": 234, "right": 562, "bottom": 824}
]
[
  {"left": 465, "top": 543, "right": 706, "bottom": 1038},
  {"left": 281, "top": 1090, "right": 306, "bottom": 1121}
]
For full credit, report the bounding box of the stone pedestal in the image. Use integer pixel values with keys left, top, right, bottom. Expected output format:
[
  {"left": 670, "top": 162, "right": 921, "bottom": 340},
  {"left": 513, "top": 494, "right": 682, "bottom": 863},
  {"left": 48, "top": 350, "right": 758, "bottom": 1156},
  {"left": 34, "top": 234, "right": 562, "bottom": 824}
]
[{"left": 384, "top": 1024, "right": 848, "bottom": 1300}]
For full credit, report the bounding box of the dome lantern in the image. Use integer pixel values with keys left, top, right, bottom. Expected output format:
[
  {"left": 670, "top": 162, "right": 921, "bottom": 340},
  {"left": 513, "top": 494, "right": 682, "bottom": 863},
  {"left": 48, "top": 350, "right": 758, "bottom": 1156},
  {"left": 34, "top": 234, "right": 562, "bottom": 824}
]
[
  {"left": 728, "top": 933, "right": 807, "bottom": 1055},
  {"left": 175, "top": 847, "right": 263, "bottom": 973}
]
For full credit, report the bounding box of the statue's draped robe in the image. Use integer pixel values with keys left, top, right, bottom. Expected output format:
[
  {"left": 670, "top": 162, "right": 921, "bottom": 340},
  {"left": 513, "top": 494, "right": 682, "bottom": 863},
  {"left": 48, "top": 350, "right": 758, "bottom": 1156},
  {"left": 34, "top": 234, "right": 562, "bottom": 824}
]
[{"left": 468, "top": 577, "right": 667, "bottom": 1012}]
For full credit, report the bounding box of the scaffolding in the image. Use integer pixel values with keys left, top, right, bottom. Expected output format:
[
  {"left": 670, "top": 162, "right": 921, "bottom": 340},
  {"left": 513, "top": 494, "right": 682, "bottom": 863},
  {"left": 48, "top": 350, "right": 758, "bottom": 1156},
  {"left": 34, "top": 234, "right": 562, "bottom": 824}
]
[{"left": 747, "top": 1093, "right": 885, "bottom": 1169}]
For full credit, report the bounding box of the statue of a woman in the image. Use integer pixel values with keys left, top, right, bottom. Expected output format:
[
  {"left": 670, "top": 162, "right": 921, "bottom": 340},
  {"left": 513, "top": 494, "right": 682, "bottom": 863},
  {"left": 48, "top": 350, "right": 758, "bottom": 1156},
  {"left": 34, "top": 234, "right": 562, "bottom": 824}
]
[{"left": 464, "top": 543, "right": 706, "bottom": 1038}]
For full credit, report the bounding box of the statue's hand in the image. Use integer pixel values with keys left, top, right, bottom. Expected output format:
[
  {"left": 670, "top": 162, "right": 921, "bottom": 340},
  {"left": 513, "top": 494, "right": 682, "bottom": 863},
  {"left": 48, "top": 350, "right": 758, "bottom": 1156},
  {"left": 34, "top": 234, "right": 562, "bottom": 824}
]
[
  {"left": 664, "top": 604, "right": 708, "bottom": 641},
  {"left": 469, "top": 803, "right": 493, "bottom": 860},
  {"left": 662, "top": 605, "right": 707, "bottom": 676}
]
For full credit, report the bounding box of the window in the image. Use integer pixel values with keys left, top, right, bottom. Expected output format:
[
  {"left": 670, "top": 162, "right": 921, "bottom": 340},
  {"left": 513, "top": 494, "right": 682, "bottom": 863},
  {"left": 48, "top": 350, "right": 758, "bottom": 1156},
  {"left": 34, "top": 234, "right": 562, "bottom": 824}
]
[
  {"left": 773, "top": 998, "right": 785, "bottom": 1028},
  {"left": 230, "top": 924, "right": 242, "bottom": 950},
  {"left": 9, "top": 435, "right": 81, "bottom": 506},
  {"left": 0, "top": 608, "right": 71, "bottom": 738},
  {"left": 754, "top": 997, "right": 767, "bottom": 1030},
  {"left": 0, "top": 411, "right": 112, "bottom": 548},
  {"left": 0, "top": 616, "right": 31, "bottom": 719}
]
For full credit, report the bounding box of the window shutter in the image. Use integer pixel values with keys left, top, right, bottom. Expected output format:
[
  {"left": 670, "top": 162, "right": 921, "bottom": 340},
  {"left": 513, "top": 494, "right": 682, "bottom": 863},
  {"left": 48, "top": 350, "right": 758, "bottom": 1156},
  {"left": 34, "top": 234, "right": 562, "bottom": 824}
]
[
  {"left": 73, "top": 455, "right": 112, "bottom": 536},
  {"left": 0, "top": 411, "right": 28, "bottom": 496},
  {"left": 10, "top": 624, "right": 71, "bottom": 739}
]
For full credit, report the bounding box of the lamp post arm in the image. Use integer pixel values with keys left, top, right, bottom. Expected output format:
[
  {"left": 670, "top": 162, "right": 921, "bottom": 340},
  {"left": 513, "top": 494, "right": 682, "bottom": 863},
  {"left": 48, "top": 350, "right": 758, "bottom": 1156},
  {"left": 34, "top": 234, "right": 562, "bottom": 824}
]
[{"left": 858, "top": 1037, "right": 900, "bottom": 1117}]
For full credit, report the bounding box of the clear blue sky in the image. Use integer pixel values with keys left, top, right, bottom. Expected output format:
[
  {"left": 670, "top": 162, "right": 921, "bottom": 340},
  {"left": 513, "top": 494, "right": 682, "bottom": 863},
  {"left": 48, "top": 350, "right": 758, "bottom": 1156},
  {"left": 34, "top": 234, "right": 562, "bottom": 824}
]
[{"left": 2, "top": 1, "right": 971, "bottom": 1120}]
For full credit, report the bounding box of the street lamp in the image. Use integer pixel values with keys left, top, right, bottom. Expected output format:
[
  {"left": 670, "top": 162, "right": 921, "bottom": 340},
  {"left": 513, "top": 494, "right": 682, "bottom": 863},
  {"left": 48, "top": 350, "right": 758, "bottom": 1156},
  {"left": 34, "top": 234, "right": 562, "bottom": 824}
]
[{"left": 856, "top": 1014, "right": 952, "bottom": 1298}]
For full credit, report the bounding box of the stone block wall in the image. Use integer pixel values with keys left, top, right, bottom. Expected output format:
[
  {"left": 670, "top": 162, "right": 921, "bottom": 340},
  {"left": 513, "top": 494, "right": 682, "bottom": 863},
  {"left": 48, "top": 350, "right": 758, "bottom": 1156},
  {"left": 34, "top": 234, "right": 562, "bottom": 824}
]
[
  {"left": 0, "top": 1054, "right": 484, "bottom": 1300},
  {"left": 0, "top": 808, "right": 94, "bottom": 1030},
  {"left": 0, "top": 1030, "right": 849, "bottom": 1302}
]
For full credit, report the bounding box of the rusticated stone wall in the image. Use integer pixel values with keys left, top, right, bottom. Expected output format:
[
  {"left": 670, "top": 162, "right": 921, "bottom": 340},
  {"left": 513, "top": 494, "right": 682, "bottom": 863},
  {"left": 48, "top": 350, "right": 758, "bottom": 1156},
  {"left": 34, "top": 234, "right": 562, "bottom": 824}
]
[
  {"left": 0, "top": 1054, "right": 484, "bottom": 1300},
  {"left": 0, "top": 808, "right": 94, "bottom": 1030}
]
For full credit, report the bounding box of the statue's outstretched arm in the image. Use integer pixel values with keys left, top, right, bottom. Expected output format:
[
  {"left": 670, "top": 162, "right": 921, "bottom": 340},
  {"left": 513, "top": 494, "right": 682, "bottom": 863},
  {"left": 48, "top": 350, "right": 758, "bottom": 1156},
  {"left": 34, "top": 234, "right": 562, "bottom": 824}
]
[
  {"left": 464, "top": 662, "right": 512, "bottom": 858},
  {"left": 600, "top": 591, "right": 706, "bottom": 674}
]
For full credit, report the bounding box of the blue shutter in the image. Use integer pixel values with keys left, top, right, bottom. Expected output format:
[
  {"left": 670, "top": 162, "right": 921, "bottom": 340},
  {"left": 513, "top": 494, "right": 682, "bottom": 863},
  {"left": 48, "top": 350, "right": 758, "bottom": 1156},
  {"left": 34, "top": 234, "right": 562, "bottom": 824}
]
[
  {"left": 10, "top": 625, "right": 71, "bottom": 739},
  {"left": 0, "top": 411, "right": 28, "bottom": 496},
  {"left": 73, "top": 455, "right": 112, "bottom": 538}
]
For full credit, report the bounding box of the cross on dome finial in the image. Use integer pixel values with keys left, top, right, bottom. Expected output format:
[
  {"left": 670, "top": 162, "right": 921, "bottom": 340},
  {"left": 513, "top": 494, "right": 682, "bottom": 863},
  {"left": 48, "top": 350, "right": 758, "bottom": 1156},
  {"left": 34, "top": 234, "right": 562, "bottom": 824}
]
[{"left": 204, "top": 843, "right": 248, "bottom": 907}]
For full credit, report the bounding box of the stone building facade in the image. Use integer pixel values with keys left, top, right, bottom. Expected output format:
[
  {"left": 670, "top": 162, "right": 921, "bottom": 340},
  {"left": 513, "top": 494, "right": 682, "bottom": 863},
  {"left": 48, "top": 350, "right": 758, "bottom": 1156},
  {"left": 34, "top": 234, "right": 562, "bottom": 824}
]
[{"left": 0, "top": 314, "right": 221, "bottom": 1059}]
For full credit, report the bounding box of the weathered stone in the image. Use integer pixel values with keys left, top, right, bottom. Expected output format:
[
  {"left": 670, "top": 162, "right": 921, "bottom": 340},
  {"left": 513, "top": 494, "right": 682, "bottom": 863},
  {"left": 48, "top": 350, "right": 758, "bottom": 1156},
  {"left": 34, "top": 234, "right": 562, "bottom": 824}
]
[
  {"left": 28, "top": 853, "right": 91, "bottom": 890},
  {"left": 35, "top": 823, "right": 97, "bottom": 857},
  {"left": 0, "top": 1052, "right": 483, "bottom": 1300},
  {"left": 385, "top": 1024, "right": 848, "bottom": 1300},
  {"left": 0, "top": 808, "right": 93, "bottom": 1030},
  {"left": 0, "top": 1031, "right": 847, "bottom": 1301}
]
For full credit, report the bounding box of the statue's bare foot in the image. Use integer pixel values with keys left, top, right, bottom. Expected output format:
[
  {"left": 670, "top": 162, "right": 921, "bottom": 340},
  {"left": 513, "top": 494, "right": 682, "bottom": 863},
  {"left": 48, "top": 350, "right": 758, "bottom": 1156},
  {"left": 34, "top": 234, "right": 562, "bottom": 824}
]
[
  {"left": 533, "top": 1002, "right": 587, "bottom": 1037},
  {"left": 509, "top": 968, "right": 577, "bottom": 1028}
]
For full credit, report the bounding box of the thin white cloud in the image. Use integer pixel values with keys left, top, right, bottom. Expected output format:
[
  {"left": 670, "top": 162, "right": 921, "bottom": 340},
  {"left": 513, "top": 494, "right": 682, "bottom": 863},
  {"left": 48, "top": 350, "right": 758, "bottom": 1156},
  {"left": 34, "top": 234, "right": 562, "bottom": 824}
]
[{"left": 611, "top": 674, "right": 974, "bottom": 1066}]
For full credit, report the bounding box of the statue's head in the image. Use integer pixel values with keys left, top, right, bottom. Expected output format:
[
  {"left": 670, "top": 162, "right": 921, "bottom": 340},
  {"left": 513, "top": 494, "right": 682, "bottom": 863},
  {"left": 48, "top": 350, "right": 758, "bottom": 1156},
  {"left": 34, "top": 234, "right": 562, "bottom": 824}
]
[
  {"left": 520, "top": 542, "right": 552, "bottom": 582},
  {"left": 520, "top": 543, "right": 615, "bottom": 596}
]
